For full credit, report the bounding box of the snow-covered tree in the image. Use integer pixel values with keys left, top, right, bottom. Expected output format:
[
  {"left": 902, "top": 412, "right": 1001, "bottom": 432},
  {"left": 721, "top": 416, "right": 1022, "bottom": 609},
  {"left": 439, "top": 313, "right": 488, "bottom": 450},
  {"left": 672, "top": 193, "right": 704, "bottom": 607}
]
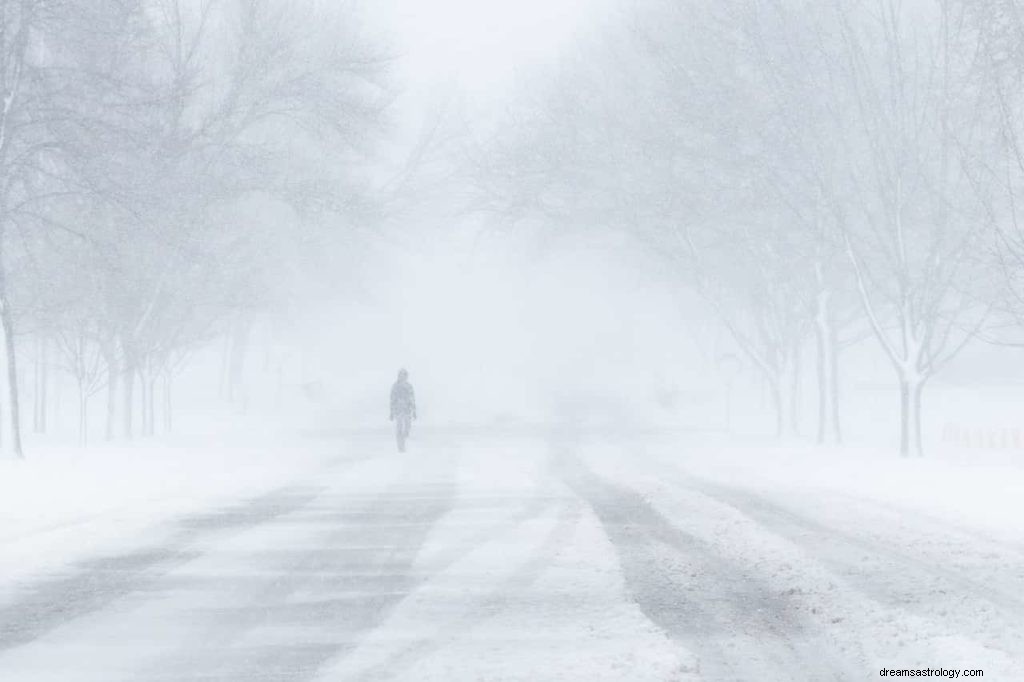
[
  {"left": 833, "top": 0, "right": 990, "bottom": 456},
  {"left": 476, "top": 0, "right": 992, "bottom": 454},
  {"left": 0, "top": 0, "right": 391, "bottom": 451}
]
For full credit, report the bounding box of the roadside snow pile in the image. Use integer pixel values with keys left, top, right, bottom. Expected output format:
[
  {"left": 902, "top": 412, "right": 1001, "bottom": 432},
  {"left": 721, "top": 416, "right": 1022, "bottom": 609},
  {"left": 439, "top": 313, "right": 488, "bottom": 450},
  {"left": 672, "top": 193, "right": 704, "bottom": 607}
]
[
  {"left": 580, "top": 436, "right": 1024, "bottom": 680},
  {"left": 661, "top": 441, "right": 1024, "bottom": 545},
  {"left": 0, "top": 419, "right": 341, "bottom": 597}
]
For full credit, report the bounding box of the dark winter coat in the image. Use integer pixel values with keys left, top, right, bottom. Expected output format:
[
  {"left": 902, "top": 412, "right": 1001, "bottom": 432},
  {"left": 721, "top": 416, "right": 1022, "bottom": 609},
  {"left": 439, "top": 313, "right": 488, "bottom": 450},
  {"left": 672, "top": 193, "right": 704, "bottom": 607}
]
[{"left": 390, "top": 379, "right": 416, "bottom": 419}]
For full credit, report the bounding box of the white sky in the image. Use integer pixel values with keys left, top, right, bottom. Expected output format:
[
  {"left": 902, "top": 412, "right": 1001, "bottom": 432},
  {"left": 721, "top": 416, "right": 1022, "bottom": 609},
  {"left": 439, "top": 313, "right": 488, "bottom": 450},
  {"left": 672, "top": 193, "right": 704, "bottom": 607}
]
[{"left": 367, "top": 0, "right": 610, "bottom": 97}]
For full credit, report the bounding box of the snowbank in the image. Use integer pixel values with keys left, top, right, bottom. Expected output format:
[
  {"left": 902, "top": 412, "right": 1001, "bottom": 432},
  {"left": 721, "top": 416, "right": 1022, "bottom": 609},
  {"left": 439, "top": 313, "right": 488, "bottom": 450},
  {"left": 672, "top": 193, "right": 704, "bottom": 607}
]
[
  {"left": 648, "top": 438, "right": 1024, "bottom": 546},
  {"left": 0, "top": 416, "right": 344, "bottom": 599}
]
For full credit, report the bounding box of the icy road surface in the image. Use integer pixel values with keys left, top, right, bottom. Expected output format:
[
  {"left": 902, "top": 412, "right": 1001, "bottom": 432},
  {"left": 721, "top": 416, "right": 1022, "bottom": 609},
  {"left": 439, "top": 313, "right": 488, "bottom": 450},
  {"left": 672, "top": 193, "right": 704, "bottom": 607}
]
[{"left": 0, "top": 432, "right": 1021, "bottom": 681}]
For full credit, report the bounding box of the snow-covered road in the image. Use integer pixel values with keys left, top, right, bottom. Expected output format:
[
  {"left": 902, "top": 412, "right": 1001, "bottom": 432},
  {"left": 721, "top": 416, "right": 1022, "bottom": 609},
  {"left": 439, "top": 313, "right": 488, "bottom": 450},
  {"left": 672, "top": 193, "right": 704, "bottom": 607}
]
[{"left": 0, "top": 433, "right": 1020, "bottom": 680}]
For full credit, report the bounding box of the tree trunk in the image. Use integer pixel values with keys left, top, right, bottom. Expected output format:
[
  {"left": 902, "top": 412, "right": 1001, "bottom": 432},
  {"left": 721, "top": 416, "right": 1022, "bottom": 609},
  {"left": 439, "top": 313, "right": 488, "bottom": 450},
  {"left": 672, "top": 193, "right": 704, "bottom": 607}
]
[
  {"left": 38, "top": 336, "right": 47, "bottom": 434},
  {"left": 898, "top": 377, "right": 926, "bottom": 457},
  {"left": 829, "top": 324, "right": 843, "bottom": 444},
  {"left": 769, "top": 373, "right": 786, "bottom": 438},
  {"left": 899, "top": 380, "right": 910, "bottom": 456},
  {"left": 0, "top": 285, "right": 23, "bottom": 459},
  {"left": 33, "top": 336, "right": 41, "bottom": 433},
  {"left": 123, "top": 359, "right": 135, "bottom": 439},
  {"left": 52, "top": 368, "right": 60, "bottom": 432},
  {"left": 78, "top": 383, "right": 88, "bottom": 447},
  {"left": 912, "top": 381, "right": 924, "bottom": 457},
  {"left": 813, "top": 291, "right": 843, "bottom": 445},
  {"left": 105, "top": 351, "right": 118, "bottom": 441},
  {"left": 139, "top": 373, "right": 147, "bottom": 436},
  {"left": 141, "top": 372, "right": 147, "bottom": 436},
  {"left": 147, "top": 376, "right": 157, "bottom": 436},
  {"left": 788, "top": 350, "right": 801, "bottom": 436},
  {"left": 815, "top": 323, "right": 829, "bottom": 445},
  {"left": 138, "top": 369, "right": 151, "bottom": 437},
  {"left": 163, "top": 375, "right": 172, "bottom": 433},
  {"left": 31, "top": 346, "right": 36, "bottom": 432}
]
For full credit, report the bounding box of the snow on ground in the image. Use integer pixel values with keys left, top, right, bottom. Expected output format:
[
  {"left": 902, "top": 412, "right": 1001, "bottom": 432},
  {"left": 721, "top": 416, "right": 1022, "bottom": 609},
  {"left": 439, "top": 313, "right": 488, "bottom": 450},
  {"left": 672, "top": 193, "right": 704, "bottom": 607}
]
[
  {"left": 315, "top": 438, "right": 691, "bottom": 682},
  {"left": 578, "top": 434, "right": 1024, "bottom": 679},
  {"left": 0, "top": 415, "right": 351, "bottom": 600},
  {"left": 2, "top": 426, "right": 1022, "bottom": 680},
  {"left": 0, "top": 435, "right": 695, "bottom": 682},
  {"left": 657, "top": 436, "right": 1024, "bottom": 545}
]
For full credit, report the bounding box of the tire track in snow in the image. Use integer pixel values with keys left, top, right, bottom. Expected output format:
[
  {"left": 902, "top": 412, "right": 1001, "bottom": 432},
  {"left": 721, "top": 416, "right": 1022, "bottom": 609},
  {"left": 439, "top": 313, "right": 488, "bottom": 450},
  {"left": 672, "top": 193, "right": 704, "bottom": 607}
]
[
  {"left": 0, "top": 449, "right": 383, "bottom": 655},
  {"left": 308, "top": 456, "right": 574, "bottom": 680},
  {"left": 690, "top": 479, "right": 1024, "bottom": 609},
  {"left": 686, "top": 477, "right": 1024, "bottom": 661},
  {"left": 333, "top": 501, "right": 583, "bottom": 682},
  {"left": 138, "top": 449, "right": 564, "bottom": 681},
  {"left": 556, "top": 445, "right": 849, "bottom": 681},
  {"left": 142, "top": 480, "right": 459, "bottom": 682}
]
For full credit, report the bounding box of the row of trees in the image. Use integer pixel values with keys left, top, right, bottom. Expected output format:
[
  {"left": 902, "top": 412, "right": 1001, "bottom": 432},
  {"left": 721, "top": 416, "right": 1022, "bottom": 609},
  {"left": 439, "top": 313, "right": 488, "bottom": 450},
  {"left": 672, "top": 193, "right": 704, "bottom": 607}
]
[
  {"left": 476, "top": 0, "right": 1024, "bottom": 455},
  {"left": 1, "top": 0, "right": 390, "bottom": 454}
]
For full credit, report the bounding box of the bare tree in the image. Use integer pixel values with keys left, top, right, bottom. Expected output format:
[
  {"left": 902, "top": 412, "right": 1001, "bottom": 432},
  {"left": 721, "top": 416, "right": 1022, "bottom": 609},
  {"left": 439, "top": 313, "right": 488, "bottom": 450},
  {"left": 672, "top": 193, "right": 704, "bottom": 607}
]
[
  {"left": 475, "top": 0, "right": 993, "bottom": 454},
  {"left": 834, "top": 0, "right": 990, "bottom": 456},
  {"left": 473, "top": 0, "right": 831, "bottom": 437},
  {"left": 1, "top": 0, "right": 392, "bottom": 445},
  {"left": 55, "top": 319, "right": 105, "bottom": 445},
  {"left": 0, "top": 0, "right": 53, "bottom": 458}
]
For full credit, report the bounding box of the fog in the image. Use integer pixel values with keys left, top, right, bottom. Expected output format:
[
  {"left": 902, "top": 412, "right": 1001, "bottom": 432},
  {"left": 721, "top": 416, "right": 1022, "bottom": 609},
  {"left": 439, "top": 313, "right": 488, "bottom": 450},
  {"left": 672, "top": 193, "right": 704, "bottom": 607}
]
[
  {"left": 0, "top": 1, "right": 1022, "bottom": 680},
  {"left": 285, "top": 222, "right": 709, "bottom": 429},
  {"left": 371, "top": 0, "right": 600, "bottom": 91}
]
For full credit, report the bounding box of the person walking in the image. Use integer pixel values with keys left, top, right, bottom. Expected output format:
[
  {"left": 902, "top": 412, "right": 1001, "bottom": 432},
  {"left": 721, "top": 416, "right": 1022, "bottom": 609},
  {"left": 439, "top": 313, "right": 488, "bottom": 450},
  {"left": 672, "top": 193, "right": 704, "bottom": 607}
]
[{"left": 389, "top": 368, "right": 416, "bottom": 452}]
